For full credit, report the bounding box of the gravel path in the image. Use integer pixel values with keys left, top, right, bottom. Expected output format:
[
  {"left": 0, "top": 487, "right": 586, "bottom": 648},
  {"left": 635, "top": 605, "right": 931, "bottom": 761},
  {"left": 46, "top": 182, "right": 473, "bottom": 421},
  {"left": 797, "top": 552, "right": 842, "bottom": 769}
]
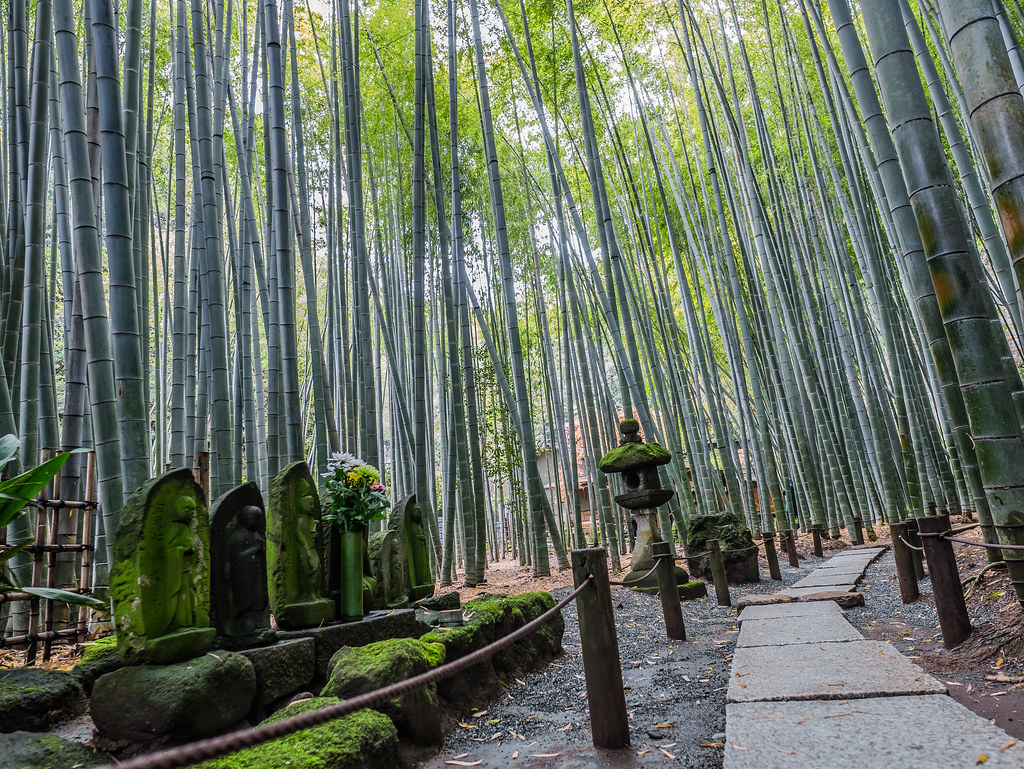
[{"left": 420, "top": 554, "right": 822, "bottom": 768}]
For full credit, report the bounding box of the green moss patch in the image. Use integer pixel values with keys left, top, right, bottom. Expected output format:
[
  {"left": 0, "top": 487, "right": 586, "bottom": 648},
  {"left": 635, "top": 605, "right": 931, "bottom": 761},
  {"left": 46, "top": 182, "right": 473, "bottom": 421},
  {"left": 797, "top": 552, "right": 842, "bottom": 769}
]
[
  {"left": 192, "top": 698, "right": 398, "bottom": 769},
  {"left": 598, "top": 442, "right": 671, "bottom": 473},
  {"left": 0, "top": 668, "right": 85, "bottom": 733},
  {"left": 72, "top": 635, "right": 122, "bottom": 695},
  {"left": 0, "top": 731, "right": 110, "bottom": 768}
]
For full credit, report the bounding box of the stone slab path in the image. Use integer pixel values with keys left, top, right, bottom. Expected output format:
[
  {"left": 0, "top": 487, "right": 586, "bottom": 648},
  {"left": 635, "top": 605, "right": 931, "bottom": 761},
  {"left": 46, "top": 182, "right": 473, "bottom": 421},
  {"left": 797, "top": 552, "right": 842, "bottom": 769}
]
[{"left": 724, "top": 546, "right": 1024, "bottom": 768}]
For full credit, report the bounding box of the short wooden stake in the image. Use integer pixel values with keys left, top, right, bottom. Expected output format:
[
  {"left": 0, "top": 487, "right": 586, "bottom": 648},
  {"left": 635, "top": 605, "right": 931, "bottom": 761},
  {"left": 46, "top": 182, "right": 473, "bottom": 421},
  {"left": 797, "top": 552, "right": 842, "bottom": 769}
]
[
  {"left": 917, "top": 514, "right": 970, "bottom": 648},
  {"left": 811, "top": 524, "right": 824, "bottom": 558},
  {"left": 572, "top": 548, "right": 630, "bottom": 749},
  {"left": 906, "top": 518, "right": 926, "bottom": 580},
  {"left": 785, "top": 530, "right": 799, "bottom": 567},
  {"left": 708, "top": 539, "right": 731, "bottom": 606},
  {"left": 763, "top": 533, "right": 782, "bottom": 581},
  {"left": 889, "top": 522, "right": 919, "bottom": 604},
  {"left": 652, "top": 541, "right": 685, "bottom": 641}
]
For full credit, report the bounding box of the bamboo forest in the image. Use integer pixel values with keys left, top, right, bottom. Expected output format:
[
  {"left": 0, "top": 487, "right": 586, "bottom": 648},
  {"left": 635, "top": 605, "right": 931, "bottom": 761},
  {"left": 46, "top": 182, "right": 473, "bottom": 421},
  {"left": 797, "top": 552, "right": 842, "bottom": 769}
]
[{"left": 5, "top": 0, "right": 1024, "bottom": 765}]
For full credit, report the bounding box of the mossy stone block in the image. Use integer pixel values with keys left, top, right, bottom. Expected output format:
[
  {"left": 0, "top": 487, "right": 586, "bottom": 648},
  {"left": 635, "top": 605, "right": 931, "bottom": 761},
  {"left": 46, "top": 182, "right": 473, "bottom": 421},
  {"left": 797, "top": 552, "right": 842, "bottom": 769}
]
[
  {"left": 678, "top": 580, "right": 708, "bottom": 600},
  {"left": 0, "top": 669, "right": 85, "bottom": 733},
  {"left": 598, "top": 442, "right": 671, "bottom": 474},
  {"left": 240, "top": 638, "right": 315, "bottom": 705},
  {"left": 0, "top": 731, "right": 110, "bottom": 769},
  {"left": 71, "top": 635, "right": 122, "bottom": 695},
  {"left": 91, "top": 651, "right": 256, "bottom": 742},
  {"left": 685, "top": 514, "right": 760, "bottom": 584},
  {"left": 322, "top": 638, "right": 445, "bottom": 745},
  {"left": 189, "top": 698, "right": 398, "bottom": 769}
]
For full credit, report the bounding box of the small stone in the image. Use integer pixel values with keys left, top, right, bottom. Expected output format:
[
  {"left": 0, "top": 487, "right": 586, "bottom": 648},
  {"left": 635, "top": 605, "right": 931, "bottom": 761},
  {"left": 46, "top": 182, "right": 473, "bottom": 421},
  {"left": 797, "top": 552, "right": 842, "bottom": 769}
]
[
  {"left": 797, "top": 591, "right": 865, "bottom": 608},
  {"left": 647, "top": 730, "right": 667, "bottom": 739},
  {"left": 0, "top": 669, "right": 85, "bottom": 733},
  {"left": 735, "top": 594, "right": 794, "bottom": 612}
]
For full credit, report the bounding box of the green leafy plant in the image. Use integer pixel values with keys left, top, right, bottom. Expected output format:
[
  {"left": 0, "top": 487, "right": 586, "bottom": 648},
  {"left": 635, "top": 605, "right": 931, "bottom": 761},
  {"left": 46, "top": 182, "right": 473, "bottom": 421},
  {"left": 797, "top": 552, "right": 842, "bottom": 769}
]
[
  {"left": 321, "top": 452, "right": 389, "bottom": 532},
  {"left": 0, "top": 436, "right": 106, "bottom": 609}
]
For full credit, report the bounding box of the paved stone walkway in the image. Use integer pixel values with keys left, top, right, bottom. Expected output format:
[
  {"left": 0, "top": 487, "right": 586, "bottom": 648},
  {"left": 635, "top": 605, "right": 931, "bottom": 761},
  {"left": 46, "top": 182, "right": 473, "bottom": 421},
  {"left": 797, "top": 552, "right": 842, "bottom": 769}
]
[{"left": 725, "top": 547, "right": 1024, "bottom": 768}]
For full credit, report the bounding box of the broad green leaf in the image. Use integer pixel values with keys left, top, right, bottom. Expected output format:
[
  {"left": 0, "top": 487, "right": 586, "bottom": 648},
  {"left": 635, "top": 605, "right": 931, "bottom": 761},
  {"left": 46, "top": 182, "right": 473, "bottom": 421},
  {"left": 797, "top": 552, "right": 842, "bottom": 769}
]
[{"left": 20, "top": 586, "right": 108, "bottom": 610}]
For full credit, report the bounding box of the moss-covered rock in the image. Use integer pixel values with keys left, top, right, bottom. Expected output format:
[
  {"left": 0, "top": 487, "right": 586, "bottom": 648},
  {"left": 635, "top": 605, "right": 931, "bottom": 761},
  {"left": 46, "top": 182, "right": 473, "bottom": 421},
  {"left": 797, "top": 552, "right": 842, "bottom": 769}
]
[
  {"left": 420, "top": 592, "right": 564, "bottom": 712},
  {"left": 678, "top": 580, "right": 708, "bottom": 600},
  {"left": 90, "top": 651, "right": 256, "bottom": 742},
  {"left": 322, "top": 638, "right": 444, "bottom": 745},
  {"left": 685, "top": 514, "right": 760, "bottom": 584},
  {"left": 191, "top": 698, "right": 398, "bottom": 769},
  {"left": 0, "top": 730, "right": 110, "bottom": 768},
  {"left": 71, "top": 635, "right": 122, "bottom": 695},
  {"left": 0, "top": 669, "right": 85, "bottom": 733}
]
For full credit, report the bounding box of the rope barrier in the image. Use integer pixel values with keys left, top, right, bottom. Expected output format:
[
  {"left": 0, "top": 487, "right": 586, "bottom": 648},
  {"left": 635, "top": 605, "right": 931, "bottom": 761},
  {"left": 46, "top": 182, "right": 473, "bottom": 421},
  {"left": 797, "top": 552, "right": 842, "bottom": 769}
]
[
  {"left": 899, "top": 536, "right": 924, "bottom": 552},
  {"left": 918, "top": 530, "right": 1024, "bottom": 551},
  {"left": 608, "top": 559, "right": 662, "bottom": 586},
  {"left": 96, "top": 577, "right": 593, "bottom": 769}
]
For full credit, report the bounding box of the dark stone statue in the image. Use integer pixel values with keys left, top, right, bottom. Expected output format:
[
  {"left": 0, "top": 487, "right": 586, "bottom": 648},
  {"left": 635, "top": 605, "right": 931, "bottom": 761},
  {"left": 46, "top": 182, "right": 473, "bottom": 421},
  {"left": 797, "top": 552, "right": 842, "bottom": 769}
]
[
  {"left": 110, "top": 468, "right": 215, "bottom": 664},
  {"left": 210, "top": 482, "right": 275, "bottom": 648}
]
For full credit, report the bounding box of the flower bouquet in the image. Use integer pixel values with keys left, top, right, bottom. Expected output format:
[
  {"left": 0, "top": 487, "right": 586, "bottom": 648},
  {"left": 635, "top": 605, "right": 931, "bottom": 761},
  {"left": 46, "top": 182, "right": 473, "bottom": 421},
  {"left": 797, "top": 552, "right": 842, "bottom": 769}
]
[{"left": 321, "top": 452, "right": 388, "bottom": 532}]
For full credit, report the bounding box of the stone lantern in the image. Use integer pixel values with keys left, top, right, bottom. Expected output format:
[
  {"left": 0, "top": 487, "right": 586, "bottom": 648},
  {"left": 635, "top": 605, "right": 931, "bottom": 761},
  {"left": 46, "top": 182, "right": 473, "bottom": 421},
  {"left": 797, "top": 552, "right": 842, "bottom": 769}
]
[{"left": 599, "top": 419, "right": 687, "bottom": 589}]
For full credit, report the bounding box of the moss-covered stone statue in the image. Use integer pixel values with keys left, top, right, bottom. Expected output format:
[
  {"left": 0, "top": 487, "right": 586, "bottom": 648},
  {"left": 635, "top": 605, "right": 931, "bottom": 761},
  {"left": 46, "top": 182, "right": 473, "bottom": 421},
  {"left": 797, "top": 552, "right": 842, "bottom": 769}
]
[
  {"left": 599, "top": 420, "right": 688, "bottom": 589},
  {"left": 111, "top": 468, "right": 216, "bottom": 664},
  {"left": 388, "top": 495, "right": 434, "bottom": 603},
  {"left": 368, "top": 529, "right": 407, "bottom": 609},
  {"left": 267, "top": 461, "right": 335, "bottom": 629},
  {"left": 210, "top": 481, "right": 276, "bottom": 648}
]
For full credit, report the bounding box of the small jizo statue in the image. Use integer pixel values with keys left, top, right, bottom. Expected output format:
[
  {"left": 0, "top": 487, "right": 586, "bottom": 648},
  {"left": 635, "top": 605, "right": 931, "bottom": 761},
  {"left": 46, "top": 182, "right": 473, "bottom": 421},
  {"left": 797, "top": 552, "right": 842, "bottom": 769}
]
[
  {"left": 388, "top": 494, "right": 435, "bottom": 603},
  {"left": 111, "top": 468, "right": 216, "bottom": 664},
  {"left": 368, "top": 528, "right": 408, "bottom": 609},
  {"left": 267, "top": 461, "right": 335, "bottom": 629},
  {"left": 210, "top": 481, "right": 275, "bottom": 648}
]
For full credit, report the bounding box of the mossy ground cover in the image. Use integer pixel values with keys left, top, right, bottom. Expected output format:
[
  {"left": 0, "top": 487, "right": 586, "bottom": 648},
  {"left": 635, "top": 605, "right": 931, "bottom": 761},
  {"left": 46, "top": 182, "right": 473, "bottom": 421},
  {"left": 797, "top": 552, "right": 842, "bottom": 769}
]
[{"left": 191, "top": 698, "right": 398, "bottom": 769}]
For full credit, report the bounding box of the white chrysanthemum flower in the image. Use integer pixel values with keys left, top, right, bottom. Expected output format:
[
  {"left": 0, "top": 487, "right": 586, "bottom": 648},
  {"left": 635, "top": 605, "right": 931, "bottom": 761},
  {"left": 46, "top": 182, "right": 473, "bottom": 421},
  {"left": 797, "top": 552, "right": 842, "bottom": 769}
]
[{"left": 326, "top": 451, "right": 365, "bottom": 474}]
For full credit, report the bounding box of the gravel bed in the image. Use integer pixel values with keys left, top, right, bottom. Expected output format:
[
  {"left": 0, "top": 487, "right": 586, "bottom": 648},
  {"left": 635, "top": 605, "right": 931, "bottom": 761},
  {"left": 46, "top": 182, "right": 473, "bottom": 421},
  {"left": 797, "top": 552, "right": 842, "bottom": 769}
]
[{"left": 419, "top": 553, "right": 820, "bottom": 768}]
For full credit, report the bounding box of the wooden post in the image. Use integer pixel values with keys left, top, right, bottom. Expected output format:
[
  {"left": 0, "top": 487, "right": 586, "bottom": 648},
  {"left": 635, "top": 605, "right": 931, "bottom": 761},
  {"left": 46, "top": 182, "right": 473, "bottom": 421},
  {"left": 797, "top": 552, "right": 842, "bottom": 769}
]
[
  {"left": 194, "top": 451, "right": 210, "bottom": 506},
  {"left": 652, "top": 541, "right": 685, "bottom": 641},
  {"left": 852, "top": 517, "right": 865, "bottom": 546},
  {"left": 889, "top": 522, "right": 920, "bottom": 604},
  {"left": 763, "top": 533, "right": 782, "bottom": 580},
  {"left": 906, "top": 518, "right": 926, "bottom": 580},
  {"left": 811, "top": 524, "right": 824, "bottom": 558},
  {"left": 708, "top": 540, "right": 731, "bottom": 606},
  {"left": 785, "top": 530, "right": 799, "bottom": 567},
  {"left": 917, "top": 514, "right": 970, "bottom": 648},
  {"left": 572, "top": 548, "right": 630, "bottom": 749}
]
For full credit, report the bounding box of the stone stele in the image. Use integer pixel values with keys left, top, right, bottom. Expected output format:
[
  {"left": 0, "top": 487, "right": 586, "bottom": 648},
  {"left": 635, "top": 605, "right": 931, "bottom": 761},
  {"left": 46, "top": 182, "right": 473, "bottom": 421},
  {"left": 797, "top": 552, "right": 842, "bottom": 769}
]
[
  {"left": 110, "top": 468, "right": 216, "bottom": 664},
  {"left": 210, "top": 481, "right": 275, "bottom": 647},
  {"left": 267, "top": 461, "right": 335, "bottom": 629},
  {"left": 388, "top": 495, "right": 435, "bottom": 603}
]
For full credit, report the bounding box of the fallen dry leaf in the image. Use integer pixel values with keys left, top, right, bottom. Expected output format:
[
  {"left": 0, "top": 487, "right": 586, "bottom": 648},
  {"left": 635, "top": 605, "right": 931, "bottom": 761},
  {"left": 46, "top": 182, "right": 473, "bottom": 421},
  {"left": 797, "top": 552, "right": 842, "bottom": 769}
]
[
  {"left": 977, "top": 754, "right": 989, "bottom": 765},
  {"left": 445, "top": 762, "right": 482, "bottom": 767},
  {"left": 660, "top": 748, "right": 677, "bottom": 759}
]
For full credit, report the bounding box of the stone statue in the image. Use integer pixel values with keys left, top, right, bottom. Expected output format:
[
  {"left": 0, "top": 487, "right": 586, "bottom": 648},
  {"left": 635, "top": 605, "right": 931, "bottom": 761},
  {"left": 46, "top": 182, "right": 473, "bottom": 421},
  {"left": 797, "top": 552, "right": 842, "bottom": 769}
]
[
  {"left": 110, "top": 468, "right": 216, "bottom": 664},
  {"left": 267, "top": 462, "right": 335, "bottom": 629},
  {"left": 388, "top": 495, "right": 434, "bottom": 603},
  {"left": 599, "top": 419, "right": 687, "bottom": 589},
  {"left": 210, "top": 481, "right": 275, "bottom": 648},
  {"left": 368, "top": 529, "right": 407, "bottom": 609}
]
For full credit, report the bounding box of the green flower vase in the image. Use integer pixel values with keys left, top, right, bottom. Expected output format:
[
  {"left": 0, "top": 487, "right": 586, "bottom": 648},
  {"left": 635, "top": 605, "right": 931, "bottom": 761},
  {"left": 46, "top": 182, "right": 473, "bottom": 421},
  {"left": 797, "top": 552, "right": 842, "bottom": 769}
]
[{"left": 338, "top": 529, "right": 365, "bottom": 622}]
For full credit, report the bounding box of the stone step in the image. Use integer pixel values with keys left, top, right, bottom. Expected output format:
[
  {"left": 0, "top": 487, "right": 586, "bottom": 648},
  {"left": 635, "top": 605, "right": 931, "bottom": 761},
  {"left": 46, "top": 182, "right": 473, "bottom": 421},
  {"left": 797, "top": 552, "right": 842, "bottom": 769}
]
[
  {"left": 737, "top": 600, "right": 842, "bottom": 624},
  {"left": 725, "top": 695, "right": 1024, "bottom": 768},
  {"left": 737, "top": 613, "right": 863, "bottom": 648},
  {"left": 727, "top": 640, "right": 946, "bottom": 703},
  {"left": 790, "top": 570, "right": 864, "bottom": 589},
  {"left": 782, "top": 585, "right": 857, "bottom": 600}
]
